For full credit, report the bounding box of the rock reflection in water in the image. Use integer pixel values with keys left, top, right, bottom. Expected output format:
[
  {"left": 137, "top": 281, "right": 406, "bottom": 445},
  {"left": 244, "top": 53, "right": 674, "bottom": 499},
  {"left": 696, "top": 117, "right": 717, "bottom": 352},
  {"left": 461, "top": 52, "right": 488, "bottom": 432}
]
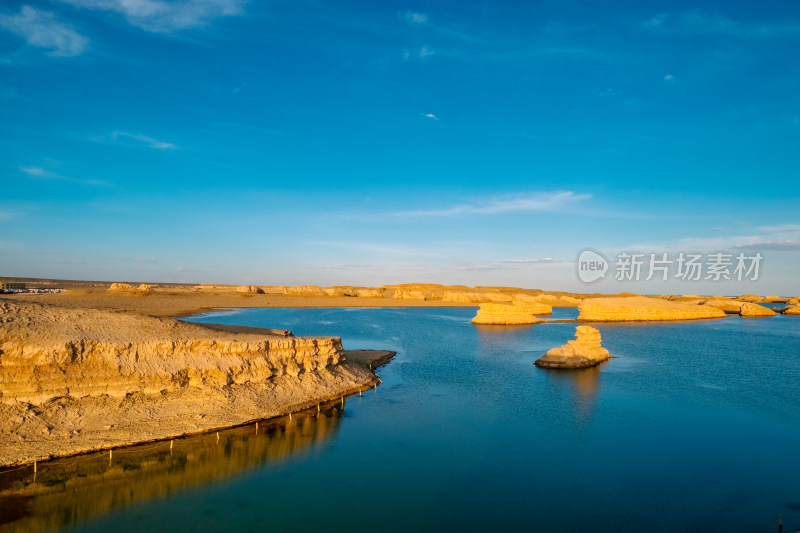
[
  {"left": 0, "top": 402, "right": 343, "bottom": 533},
  {"left": 544, "top": 365, "right": 602, "bottom": 422}
]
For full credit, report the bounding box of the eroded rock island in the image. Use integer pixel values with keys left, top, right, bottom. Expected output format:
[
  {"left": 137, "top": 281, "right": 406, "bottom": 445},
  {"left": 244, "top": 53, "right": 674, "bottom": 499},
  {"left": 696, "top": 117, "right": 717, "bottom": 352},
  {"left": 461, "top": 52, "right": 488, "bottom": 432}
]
[
  {"left": 579, "top": 296, "right": 726, "bottom": 322},
  {"left": 471, "top": 300, "right": 552, "bottom": 325},
  {"left": 535, "top": 326, "right": 610, "bottom": 369}
]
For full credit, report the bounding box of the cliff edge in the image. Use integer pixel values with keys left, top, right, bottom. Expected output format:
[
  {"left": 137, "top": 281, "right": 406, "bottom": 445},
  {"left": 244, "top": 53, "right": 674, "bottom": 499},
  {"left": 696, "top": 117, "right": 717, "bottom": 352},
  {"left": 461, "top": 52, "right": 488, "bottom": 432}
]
[
  {"left": 578, "top": 296, "right": 726, "bottom": 322},
  {"left": 0, "top": 299, "right": 378, "bottom": 467}
]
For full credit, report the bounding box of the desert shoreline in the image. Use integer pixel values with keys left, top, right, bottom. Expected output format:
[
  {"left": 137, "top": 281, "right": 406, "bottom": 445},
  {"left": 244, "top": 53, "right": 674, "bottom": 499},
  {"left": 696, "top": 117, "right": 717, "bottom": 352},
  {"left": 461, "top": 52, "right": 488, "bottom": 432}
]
[{"left": 1, "top": 279, "right": 796, "bottom": 468}]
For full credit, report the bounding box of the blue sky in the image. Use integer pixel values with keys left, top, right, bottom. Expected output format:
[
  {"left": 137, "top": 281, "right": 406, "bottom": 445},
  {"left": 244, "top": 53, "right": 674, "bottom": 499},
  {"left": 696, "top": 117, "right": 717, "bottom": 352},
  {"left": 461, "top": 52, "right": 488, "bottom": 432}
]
[{"left": 1, "top": 0, "right": 798, "bottom": 294}]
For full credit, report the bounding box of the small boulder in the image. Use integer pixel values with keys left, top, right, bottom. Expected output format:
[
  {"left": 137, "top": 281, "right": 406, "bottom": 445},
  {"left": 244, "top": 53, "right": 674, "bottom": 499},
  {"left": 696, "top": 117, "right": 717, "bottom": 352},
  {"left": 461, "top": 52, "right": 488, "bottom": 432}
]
[{"left": 535, "top": 326, "right": 610, "bottom": 369}]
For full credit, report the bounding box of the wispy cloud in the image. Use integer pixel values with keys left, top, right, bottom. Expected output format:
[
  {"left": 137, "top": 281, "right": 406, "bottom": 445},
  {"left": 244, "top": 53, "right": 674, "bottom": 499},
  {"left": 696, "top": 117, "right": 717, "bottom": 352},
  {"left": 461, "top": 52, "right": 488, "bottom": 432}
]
[
  {"left": 55, "top": 0, "right": 244, "bottom": 33},
  {"left": 19, "top": 166, "right": 109, "bottom": 186},
  {"left": 0, "top": 6, "right": 88, "bottom": 57},
  {"left": 449, "top": 257, "right": 567, "bottom": 272},
  {"left": 502, "top": 257, "right": 559, "bottom": 264},
  {"left": 396, "top": 191, "right": 591, "bottom": 217},
  {"left": 109, "top": 131, "right": 178, "bottom": 150},
  {"left": 117, "top": 256, "right": 161, "bottom": 264},
  {"left": 421, "top": 112, "right": 438, "bottom": 120},
  {"left": 403, "top": 11, "right": 428, "bottom": 25},
  {"left": 306, "top": 241, "right": 444, "bottom": 258},
  {"left": 642, "top": 10, "right": 800, "bottom": 38},
  {"left": 623, "top": 224, "right": 800, "bottom": 254},
  {"left": 736, "top": 241, "right": 800, "bottom": 251},
  {"left": 403, "top": 44, "right": 435, "bottom": 61}
]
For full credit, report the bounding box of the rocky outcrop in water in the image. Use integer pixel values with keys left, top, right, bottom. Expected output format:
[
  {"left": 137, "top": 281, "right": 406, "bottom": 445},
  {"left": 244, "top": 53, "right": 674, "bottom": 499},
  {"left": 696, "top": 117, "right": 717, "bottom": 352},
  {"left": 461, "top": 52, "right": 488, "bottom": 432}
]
[
  {"left": 738, "top": 303, "right": 776, "bottom": 317},
  {"left": 782, "top": 305, "right": 800, "bottom": 315},
  {"left": 471, "top": 302, "right": 547, "bottom": 325},
  {"left": 703, "top": 298, "right": 745, "bottom": 314},
  {"left": 0, "top": 299, "right": 377, "bottom": 467},
  {"left": 579, "top": 296, "right": 725, "bottom": 322},
  {"left": 535, "top": 326, "right": 610, "bottom": 369},
  {"left": 737, "top": 294, "right": 763, "bottom": 302}
]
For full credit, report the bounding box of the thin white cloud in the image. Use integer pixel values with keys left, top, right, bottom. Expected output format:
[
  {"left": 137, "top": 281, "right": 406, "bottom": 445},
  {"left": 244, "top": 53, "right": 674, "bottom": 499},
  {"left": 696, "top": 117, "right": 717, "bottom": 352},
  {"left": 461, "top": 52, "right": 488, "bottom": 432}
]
[
  {"left": 622, "top": 224, "right": 800, "bottom": 254},
  {"left": 0, "top": 6, "right": 88, "bottom": 57},
  {"left": 110, "top": 131, "right": 178, "bottom": 150},
  {"left": 502, "top": 257, "right": 558, "bottom": 264},
  {"left": 736, "top": 241, "right": 800, "bottom": 251},
  {"left": 19, "top": 166, "right": 109, "bottom": 186},
  {"left": 403, "top": 44, "right": 435, "bottom": 61},
  {"left": 397, "top": 191, "right": 591, "bottom": 217},
  {"left": 663, "top": 74, "right": 675, "bottom": 82},
  {"left": 55, "top": 0, "right": 244, "bottom": 33},
  {"left": 642, "top": 10, "right": 800, "bottom": 38},
  {"left": 421, "top": 113, "right": 438, "bottom": 120},
  {"left": 117, "top": 256, "right": 160, "bottom": 264},
  {"left": 403, "top": 11, "right": 428, "bottom": 24},
  {"left": 306, "top": 241, "right": 444, "bottom": 258}
]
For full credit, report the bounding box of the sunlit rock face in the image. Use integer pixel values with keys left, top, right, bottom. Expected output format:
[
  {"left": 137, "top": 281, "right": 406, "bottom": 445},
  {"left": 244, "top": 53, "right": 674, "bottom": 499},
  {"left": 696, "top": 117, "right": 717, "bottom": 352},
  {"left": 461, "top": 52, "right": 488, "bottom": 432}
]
[
  {"left": 535, "top": 326, "right": 610, "bottom": 369},
  {"left": 470, "top": 303, "right": 547, "bottom": 325},
  {"left": 738, "top": 303, "right": 775, "bottom": 317},
  {"left": 578, "top": 296, "right": 725, "bottom": 322},
  {"left": 0, "top": 299, "right": 376, "bottom": 467}
]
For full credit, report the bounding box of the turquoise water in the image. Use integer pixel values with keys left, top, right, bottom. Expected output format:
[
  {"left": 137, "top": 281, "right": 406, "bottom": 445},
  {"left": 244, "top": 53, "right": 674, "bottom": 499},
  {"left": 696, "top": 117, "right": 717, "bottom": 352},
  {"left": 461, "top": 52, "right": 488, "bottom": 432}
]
[{"left": 4, "top": 307, "right": 800, "bottom": 532}]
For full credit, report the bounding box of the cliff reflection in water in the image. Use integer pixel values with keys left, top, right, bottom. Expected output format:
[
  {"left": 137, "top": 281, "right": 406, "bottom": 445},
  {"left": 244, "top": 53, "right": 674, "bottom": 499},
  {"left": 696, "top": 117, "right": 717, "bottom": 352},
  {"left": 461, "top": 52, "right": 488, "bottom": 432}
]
[{"left": 0, "top": 402, "right": 344, "bottom": 533}]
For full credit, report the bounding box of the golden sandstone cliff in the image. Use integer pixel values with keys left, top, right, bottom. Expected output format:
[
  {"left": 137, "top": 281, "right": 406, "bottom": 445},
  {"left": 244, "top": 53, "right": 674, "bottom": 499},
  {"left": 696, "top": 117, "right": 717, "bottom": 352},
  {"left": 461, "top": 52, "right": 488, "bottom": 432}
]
[
  {"left": 471, "top": 299, "right": 553, "bottom": 325},
  {"left": 535, "top": 326, "right": 610, "bottom": 369},
  {"left": 578, "top": 296, "right": 726, "bottom": 322},
  {"left": 702, "top": 298, "right": 776, "bottom": 317},
  {"left": 0, "top": 299, "right": 377, "bottom": 467}
]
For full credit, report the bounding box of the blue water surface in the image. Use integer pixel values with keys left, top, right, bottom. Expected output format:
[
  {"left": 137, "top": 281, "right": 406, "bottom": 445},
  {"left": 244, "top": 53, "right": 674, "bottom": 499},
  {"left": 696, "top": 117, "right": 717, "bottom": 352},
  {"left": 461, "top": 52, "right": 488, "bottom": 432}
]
[{"left": 41, "top": 308, "right": 800, "bottom": 532}]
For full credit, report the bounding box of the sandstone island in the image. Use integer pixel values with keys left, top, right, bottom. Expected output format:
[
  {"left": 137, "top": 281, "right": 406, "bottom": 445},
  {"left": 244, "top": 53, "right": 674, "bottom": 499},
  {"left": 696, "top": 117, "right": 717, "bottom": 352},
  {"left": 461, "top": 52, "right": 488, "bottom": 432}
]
[{"left": 535, "top": 326, "right": 610, "bottom": 369}]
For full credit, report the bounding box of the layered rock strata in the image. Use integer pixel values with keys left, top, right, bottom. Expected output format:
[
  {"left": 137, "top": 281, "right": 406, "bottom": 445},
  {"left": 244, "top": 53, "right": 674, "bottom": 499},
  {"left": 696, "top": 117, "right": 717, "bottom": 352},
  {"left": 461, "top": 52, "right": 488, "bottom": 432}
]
[
  {"left": 578, "top": 296, "right": 726, "bottom": 322},
  {"left": 535, "top": 326, "right": 610, "bottom": 369},
  {"left": 0, "top": 299, "right": 377, "bottom": 466},
  {"left": 739, "top": 302, "right": 776, "bottom": 317},
  {"left": 471, "top": 302, "right": 548, "bottom": 325}
]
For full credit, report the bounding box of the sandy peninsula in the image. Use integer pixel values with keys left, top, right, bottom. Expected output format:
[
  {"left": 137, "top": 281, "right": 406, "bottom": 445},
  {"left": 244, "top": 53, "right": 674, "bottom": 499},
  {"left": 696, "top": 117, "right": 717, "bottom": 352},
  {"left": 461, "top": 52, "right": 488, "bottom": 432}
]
[{"left": 0, "top": 298, "right": 387, "bottom": 467}]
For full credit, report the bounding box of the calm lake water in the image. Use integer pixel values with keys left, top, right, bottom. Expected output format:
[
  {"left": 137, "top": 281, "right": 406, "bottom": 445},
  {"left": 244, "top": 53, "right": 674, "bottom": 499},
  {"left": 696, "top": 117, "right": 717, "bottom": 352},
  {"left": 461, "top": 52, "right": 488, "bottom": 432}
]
[{"left": 2, "top": 307, "right": 799, "bottom": 533}]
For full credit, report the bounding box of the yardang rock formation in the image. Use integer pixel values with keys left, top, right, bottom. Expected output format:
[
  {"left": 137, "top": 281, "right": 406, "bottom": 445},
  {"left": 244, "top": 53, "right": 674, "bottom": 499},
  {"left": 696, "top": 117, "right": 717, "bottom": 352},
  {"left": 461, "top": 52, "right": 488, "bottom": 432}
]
[
  {"left": 0, "top": 299, "right": 378, "bottom": 467},
  {"left": 534, "top": 326, "right": 610, "bottom": 369},
  {"left": 578, "top": 296, "right": 725, "bottom": 322}
]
